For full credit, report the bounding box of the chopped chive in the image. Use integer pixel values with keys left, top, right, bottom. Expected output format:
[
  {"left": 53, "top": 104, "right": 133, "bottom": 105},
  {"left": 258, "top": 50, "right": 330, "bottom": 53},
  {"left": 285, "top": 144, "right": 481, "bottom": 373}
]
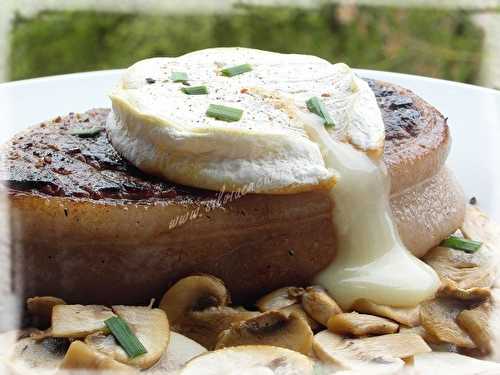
[
  {"left": 221, "top": 64, "right": 252, "bottom": 77},
  {"left": 206, "top": 104, "right": 243, "bottom": 122},
  {"left": 171, "top": 71, "right": 188, "bottom": 82},
  {"left": 440, "top": 236, "right": 482, "bottom": 254},
  {"left": 181, "top": 85, "right": 208, "bottom": 95},
  {"left": 105, "top": 317, "right": 147, "bottom": 358},
  {"left": 306, "top": 97, "right": 335, "bottom": 127},
  {"left": 69, "top": 126, "right": 104, "bottom": 137}
]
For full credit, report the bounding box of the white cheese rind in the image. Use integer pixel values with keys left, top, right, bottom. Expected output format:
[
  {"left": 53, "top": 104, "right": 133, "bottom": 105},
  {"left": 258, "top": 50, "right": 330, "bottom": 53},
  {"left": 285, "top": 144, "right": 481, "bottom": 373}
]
[{"left": 108, "top": 47, "right": 383, "bottom": 193}]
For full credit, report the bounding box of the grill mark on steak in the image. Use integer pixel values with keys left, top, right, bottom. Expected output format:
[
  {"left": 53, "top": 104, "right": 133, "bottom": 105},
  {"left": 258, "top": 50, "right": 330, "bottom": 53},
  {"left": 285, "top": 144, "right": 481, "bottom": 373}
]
[{"left": 1, "top": 80, "right": 446, "bottom": 203}]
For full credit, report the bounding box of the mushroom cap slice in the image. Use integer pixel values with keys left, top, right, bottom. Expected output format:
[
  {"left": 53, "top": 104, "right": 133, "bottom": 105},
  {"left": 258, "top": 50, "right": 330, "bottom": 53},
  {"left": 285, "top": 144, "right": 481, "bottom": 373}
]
[
  {"left": 51, "top": 305, "right": 116, "bottom": 338},
  {"left": 327, "top": 312, "right": 399, "bottom": 336},
  {"left": 457, "top": 301, "right": 493, "bottom": 354},
  {"left": 215, "top": 310, "right": 313, "bottom": 355},
  {"left": 173, "top": 306, "right": 258, "bottom": 350},
  {"left": 160, "top": 275, "right": 230, "bottom": 326},
  {"left": 351, "top": 299, "right": 420, "bottom": 327},
  {"left": 1, "top": 335, "right": 68, "bottom": 374},
  {"left": 256, "top": 287, "right": 304, "bottom": 312},
  {"left": 26, "top": 297, "right": 66, "bottom": 330},
  {"left": 420, "top": 298, "right": 476, "bottom": 349},
  {"left": 313, "top": 330, "right": 430, "bottom": 373},
  {"left": 438, "top": 280, "right": 491, "bottom": 302},
  {"left": 147, "top": 332, "right": 206, "bottom": 374},
  {"left": 301, "top": 286, "right": 342, "bottom": 326},
  {"left": 59, "top": 340, "right": 135, "bottom": 372},
  {"left": 86, "top": 306, "right": 169, "bottom": 369},
  {"left": 179, "top": 345, "right": 314, "bottom": 375}
]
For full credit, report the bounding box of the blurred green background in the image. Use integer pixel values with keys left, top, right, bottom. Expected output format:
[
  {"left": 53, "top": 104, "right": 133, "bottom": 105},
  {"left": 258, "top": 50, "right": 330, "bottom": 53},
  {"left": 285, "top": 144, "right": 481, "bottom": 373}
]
[{"left": 8, "top": 4, "right": 486, "bottom": 83}]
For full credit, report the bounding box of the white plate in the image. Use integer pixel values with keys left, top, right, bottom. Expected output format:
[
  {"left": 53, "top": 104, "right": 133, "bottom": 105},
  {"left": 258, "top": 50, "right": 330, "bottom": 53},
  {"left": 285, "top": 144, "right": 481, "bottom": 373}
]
[{"left": 1, "top": 69, "right": 500, "bottom": 219}]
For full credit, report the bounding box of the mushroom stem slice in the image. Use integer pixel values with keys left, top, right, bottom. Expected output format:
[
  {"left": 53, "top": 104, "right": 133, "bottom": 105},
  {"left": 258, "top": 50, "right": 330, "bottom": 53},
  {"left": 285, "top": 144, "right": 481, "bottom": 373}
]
[
  {"left": 457, "top": 301, "right": 493, "bottom": 355},
  {"left": 351, "top": 299, "right": 420, "bottom": 327},
  {"left": 437, "top": 280, "right": 491, "bottom": 302},
  {"left": 327, "top": 312, "right": 399, "bottom": 336},
  {"left": 26, "top": 297, "right": 66, "bottom": 330},
  {"left": 59, "top": 340, "right": 136, "bottom": 373},
  {"left": 215, "top": 310, "right": 313, "bottom": 355},
  {"left": 148, "top": 332, "right": 206, "bottom": 374},
  {"left": 179, "top": 345, "right": 314, "bottom": 375},
  {"left": 256, "top": 287, "right": 304, "bottom": 312},
  {"left": 159, "top": 275, "right": 230, "bottom": 326},
  {"left": 51, "top": 305, "right": 116, "bottom": 338},
  {"left": 86, "top": 306, "right": 170, "bottom": 369},
  {"left": 280, "top": 304, "right": 321, "bottom": 332},
  {"left": 301, "top": 286, "right": 342, "bottom": 326},
  {"left": 420, "top": 298, "right": 476, "bottom": 349},
  {"left": 313, "top": 330, "right": 430, "bottom": 372}
]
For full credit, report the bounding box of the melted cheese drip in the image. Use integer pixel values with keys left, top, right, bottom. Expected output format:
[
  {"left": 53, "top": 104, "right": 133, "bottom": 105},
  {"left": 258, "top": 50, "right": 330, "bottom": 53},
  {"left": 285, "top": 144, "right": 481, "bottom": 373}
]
[
  {"left": 110, "top": 48, "right": 440, "bottom": 308},
  {"left": 303, "top": 113, "right": 440, "bottom": 309}
]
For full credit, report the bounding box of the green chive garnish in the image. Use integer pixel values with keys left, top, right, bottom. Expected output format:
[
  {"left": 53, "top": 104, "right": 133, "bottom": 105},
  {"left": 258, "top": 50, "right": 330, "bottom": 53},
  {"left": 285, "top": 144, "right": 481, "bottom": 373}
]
[
  {"left": 181, "top": 85, "right": 208, "bottom": 95},
  {"left": 206, "top": 104, "right": 243, "bottom": 122},
  {"left": 171, "top": 71, "right": 188, "bottom": 82},
  {"left": 221, "top": 64, "right": 252, "bottom": 77},
  {"left": 105, "top": 317, "right": 147, "bottom": 358},
  {"left": 440, "top": 236, "right": 482, "bottom": 254},
  {"left": 69, "top": 126, "right": 104, "bottom": 137},
  {"left": 306, "top": 97, "right": 335, "bottom": 127}
]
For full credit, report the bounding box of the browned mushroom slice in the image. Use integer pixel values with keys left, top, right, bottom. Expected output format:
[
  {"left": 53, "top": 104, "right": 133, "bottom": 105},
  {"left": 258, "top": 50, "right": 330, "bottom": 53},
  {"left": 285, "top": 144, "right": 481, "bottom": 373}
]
[
  {"left": 51, "top": 305, "right": 116, "bottom": 338},
  {"left": 313, "top": 330, "right": 429, "bottom": 372},
  {"left": 26, "top": 297, "right": 66, "bottom": 330},
  {"left": 457, "top": 300, "right": 493, "bottom": 355},
  {"left": 301, "top": 286, "right": 342, "bottom": 326},
  {"left": 159, "top": 275, "right": 230, "bottom": 325},
  {"left": 461, "top": 205, "right": 500, "bottom": 249},
  {"left": 159, "top": 275, "right": 258, "bottom": 349},
  {"left": 178, "top": 306, "right": 258, "bottom": 350},
  {"left": 59, "top": 340, "right": 136, "bottom": 372},
  {"left": 215, "top": 310, "right": 313, "bottom": 355},
  {"left": 399, "top": 326, "right": 442, "bottom": 346},
  {"left": 256, "top": 286, "right": 305, "bottom": 312},
  {"left": 327, "top": 312, "right": 399, "bottom": 336},
  {"left": 420, "top": 298, "right": 476, "bottom": 349},
  {"left": 438, "top": 280, "right": 491, "bottom": 302},
  {"left": 279, "top": 304, "right": 321, "bottom": 332},
  {"left": 351, "top": 298, "right": 420, "bottom": 327},
  {"left": 85, "top": 306, "right": 169, "bottom": 369}
]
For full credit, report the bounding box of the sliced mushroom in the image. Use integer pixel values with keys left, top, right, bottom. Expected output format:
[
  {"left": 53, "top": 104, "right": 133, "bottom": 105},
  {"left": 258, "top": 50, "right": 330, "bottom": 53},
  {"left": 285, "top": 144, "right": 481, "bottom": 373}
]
[
  {"left": 280, "top": 304, "right": 321, "bottom": 332},
  {"left": 327, "top": 312, "right": 399, "bottom": 336},
  {"left": 351, "top": 298, "right": 420, "bottom": 327},
  {"left": 179, "top": 345, "right": 314, "bottom": 375},
  {"left": 457, "top": 301, "right": 493, "bottom": 354},
  {"left": 420, "top": 298, "right": 476, "bottom": 349},
  {"left": 147, "top": 332, "right": 206, "bottom": 374},
  {"left": 313, "top": 330, "right": 429, "bottom": 372},
  {"left": 215, "top": 310, "right": 313, "bottom": 355},
  {"left": 159, "top": 275, "right": 258, "bottom": 349},
  {"left": 160, "top": 275, "right": 230, "bottom": 324},
  {"left": 255, "top": 286, "right": 304, "bottom": 312},
  {"left": 26, "top": 297, "right": 66, "bottom": 330},
  {"left": 85, "top": 306, "right": 169, "bottom": 369},
  {"left": 414, "top": 352, "right": 500, "bottom": 374},
  {"left": 438, "top": 280, "right": 491, "bottom": 302},
  {"left": 301, "top": 286, "right": 342, "bottom": 326},
  {"left": 399, "top": 326, "right": 442, "bottom": 346},
  {"left": 51, "top": 305, "right": 116, "bottom": 338},
  {"left": 2, "top": 335, "right": 68, "bottom": 374},
  {"left": 424, "top": 206, "right": 499, "bottom": 292},
  {"left": 177, "top": 306, "right": 258, "bottom": 350},
  {"left": 59, "top": 340, "right": 135, "bottom": 372}
]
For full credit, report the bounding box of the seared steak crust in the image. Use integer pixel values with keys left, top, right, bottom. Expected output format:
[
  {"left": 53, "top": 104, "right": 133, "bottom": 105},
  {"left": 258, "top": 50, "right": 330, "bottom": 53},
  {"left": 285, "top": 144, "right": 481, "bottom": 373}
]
[{"left": 2, "top": 80, "right": 447, "bottom": 200}]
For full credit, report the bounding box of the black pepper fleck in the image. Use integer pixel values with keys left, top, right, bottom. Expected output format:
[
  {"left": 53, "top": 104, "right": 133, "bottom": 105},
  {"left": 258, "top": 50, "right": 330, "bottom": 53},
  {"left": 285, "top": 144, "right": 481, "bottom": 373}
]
[
  {"left": 145, "top": 78, "right": 156, "bottom": 84},
  {"left": 469, "top": 196, "right": 477, "bottom": 205}
]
